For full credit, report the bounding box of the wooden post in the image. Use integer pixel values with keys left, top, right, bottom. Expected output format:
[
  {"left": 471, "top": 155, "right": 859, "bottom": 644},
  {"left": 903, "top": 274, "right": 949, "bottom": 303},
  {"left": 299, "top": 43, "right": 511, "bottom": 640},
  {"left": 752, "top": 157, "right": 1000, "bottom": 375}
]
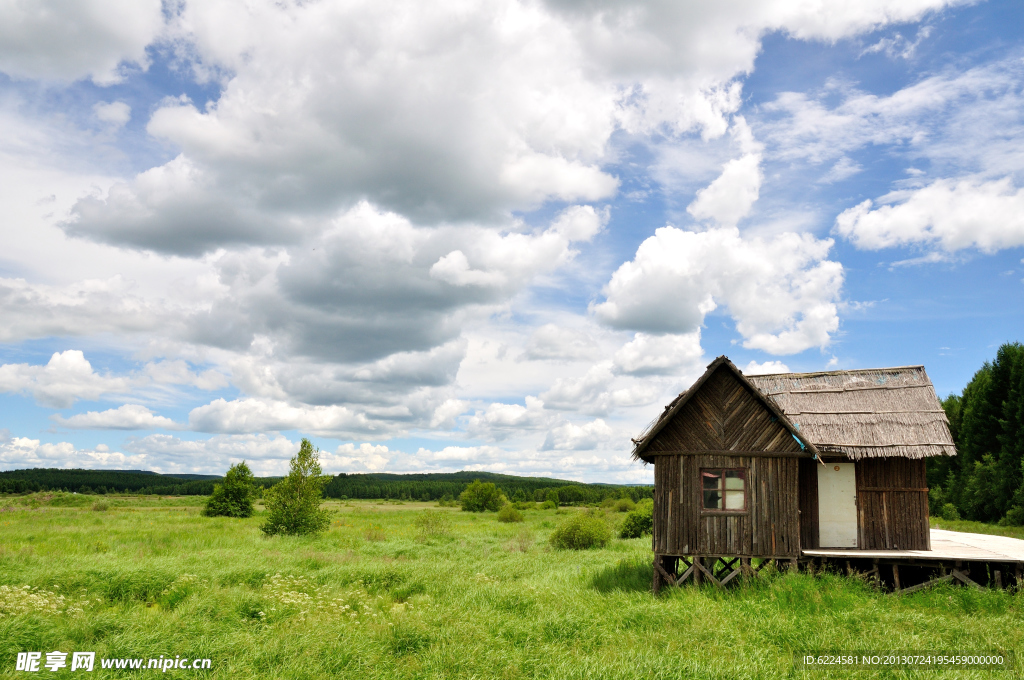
[
  {"left": 694, "top": 557, "right": 702, "bottom": 586},
  {"left": 652, "top": 556, "right": 662, "bottom": 595},
  {"left": 741, "top": 557, "right": 752, "bottom": 579},
  {"left": 892, "top": 564, "right": 901, "bottom": 591},
  {"left": 872, "top": 558, "right": 880, "bottom": 589},
  {"left": 994, "top": 569, "right": 1002, "bottom": 590}
]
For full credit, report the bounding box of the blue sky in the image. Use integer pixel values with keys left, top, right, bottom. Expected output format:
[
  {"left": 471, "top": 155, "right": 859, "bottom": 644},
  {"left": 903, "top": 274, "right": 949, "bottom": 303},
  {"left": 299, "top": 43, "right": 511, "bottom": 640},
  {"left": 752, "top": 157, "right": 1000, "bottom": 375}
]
[{"left": 0, "top": 0, "right": 1021, "bottom": 482}]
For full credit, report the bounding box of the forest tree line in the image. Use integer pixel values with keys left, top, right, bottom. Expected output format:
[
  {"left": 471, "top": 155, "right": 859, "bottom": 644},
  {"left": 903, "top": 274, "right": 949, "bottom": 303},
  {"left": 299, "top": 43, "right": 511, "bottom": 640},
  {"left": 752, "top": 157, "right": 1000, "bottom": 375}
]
[
  {"left": 928, "top": 342, "right": 1024, "bottom": 524},
  {"left": 1, "top": 467, "right": 652, "bottom": 505}
]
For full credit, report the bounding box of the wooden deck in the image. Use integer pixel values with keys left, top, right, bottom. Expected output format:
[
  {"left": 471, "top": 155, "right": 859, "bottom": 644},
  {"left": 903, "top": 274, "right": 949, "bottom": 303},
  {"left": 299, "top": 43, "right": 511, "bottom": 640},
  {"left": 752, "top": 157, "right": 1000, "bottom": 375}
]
[{"left": 803, "top": 528, "right": 1024, "bottom": 563}]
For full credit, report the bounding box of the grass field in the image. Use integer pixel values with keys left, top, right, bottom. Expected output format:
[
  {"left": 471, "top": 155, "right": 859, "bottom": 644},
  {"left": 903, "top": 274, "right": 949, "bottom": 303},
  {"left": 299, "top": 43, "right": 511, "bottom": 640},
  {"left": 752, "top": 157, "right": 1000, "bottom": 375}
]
[{"left": 1, "top": 493, "right": 1022, "bottom": 679}]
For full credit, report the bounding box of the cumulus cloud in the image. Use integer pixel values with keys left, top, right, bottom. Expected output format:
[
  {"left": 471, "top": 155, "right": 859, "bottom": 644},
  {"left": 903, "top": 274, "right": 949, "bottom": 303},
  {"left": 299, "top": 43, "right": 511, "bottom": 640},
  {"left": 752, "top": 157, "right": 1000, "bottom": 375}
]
[
  {"left": 93, "top": 101, "right": 131, "bottom": 127},
  {"left": 541, "top": 363, "right": 662, "bottom": 414},
  {"left": 0, "top": 0, "right": 163, "bottom": 84},
  {"left": 541, "top": 418, "right": 614, "bottom": 450},
  {"left": 52, "top": 404, "right": 180, "bottom": 430},
  {"left": 122, "top": 433, "right": 300, "bottom": 476},
  {"left": 743, "top": 360, "right": 791, "bottom": 375},
  {"left": 592, "top": 226, "right": 843, "bottom": 354},
  {"left": 0, "top": 350, "right": 130, "bottom": 408},
  {"left": 835, "top": 177, "right": 1024, "bottom": 254},
  {"left": 187, "top": 398, "right": 388, "bottom": 437},
  {"left": 612, "top": 332, "right": 704, "bottom": 376},
  {"left": 522, "top": 324, "right": 601, "bottom": 361},
  {"left": 0, "top": 436, "right": 146, "bottom": 470},
  {"left": 466, "top": 396, "right": 553, "bottom": 441},
  {"left": 0, "top": 276, "right": 164, "bottom": 343}
]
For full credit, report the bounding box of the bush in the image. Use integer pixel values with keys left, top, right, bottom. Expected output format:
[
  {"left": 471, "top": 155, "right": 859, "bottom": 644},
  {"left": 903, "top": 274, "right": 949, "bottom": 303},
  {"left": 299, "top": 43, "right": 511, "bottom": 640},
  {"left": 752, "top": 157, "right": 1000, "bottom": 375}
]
[
  {"left": 1003, "top": 506, "right": 1024, "bottom": 526},
  {"left": 497, "top": 504, "right": 525, "bottom": 523},
  {"left": 600, "top": 497, "right": 617, "bottom": 509},
  {"left": 546, "top": 490, "right": 560, "bottom": 506},
  {"left": 261, "top": 439, "right": 331, "bottom": 536},
  {"left": 541, "top": 500, "right": 557, "bottom": 510},
  {"left": 436, "top": 494, "right": 458, "bottom": 507},
  {"left": 459, "top": 480, "right": 506, "bottom": 512},
  {"left": 619, "top": 498, "right": 653, "bottom": 539},
  {"left": 549, "top": 511, "right": 610, "bottom": 550},
  {"left": 512, "top": 501, "right": 536, "bottom": 511},
  {"left": 614, "top": 498, "right": 636, "bottom": 512},
  {"left": 940, "top": 502, "right": 961, "bottom": 522},
  {"left": 203, "top": 461, "right": 257, "bottom": 518},
  {"left": 91, "top": 501, "right": 109, "bottom": 512},
  {"left": 415, "top": 511, "right": 453, "bottom": 539}
]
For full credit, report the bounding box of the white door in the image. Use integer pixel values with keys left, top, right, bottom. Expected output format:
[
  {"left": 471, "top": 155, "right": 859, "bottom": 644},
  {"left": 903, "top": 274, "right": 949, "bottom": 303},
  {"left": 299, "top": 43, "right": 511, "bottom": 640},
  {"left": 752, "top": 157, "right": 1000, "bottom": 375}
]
[{"left": 817, "top": 463, "right": 858, "bottom": 548}]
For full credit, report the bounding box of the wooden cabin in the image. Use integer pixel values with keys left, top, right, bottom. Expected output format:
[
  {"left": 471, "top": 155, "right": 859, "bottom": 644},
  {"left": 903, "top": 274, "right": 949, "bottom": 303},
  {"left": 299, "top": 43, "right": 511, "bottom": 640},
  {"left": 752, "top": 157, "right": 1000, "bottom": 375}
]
[{"left": 632, "top": 356, "right": 956, "bottom": 588}]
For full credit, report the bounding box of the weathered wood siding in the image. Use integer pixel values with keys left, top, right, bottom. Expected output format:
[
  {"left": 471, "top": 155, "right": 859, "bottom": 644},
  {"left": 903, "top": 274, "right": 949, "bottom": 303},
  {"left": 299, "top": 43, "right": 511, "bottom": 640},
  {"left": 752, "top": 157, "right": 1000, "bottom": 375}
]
[
  {"left": 644, "top": 367, "right": 804, "bottom": 454},
  {"left": 856, "top": 458, "right": 930, "bottom": 550},
  {"left": 798, "top": 457, "right": 820, "bottom": 550},
  {"left": 653, "top": 453, "right": 801, "bottom": 558}
]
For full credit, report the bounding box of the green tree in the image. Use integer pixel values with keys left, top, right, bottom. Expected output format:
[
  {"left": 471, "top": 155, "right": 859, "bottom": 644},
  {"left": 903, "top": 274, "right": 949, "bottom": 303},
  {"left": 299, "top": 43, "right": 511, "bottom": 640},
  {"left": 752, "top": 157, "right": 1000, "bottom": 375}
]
[
  {"left": 261, "top": 439, "right": 331, "bottom": 536},
  {"left": 459, "top": 480, "right": 505, "bottom": 512},
  {"left": 203, "top": 461, "right": 257, "bottom": 518}
]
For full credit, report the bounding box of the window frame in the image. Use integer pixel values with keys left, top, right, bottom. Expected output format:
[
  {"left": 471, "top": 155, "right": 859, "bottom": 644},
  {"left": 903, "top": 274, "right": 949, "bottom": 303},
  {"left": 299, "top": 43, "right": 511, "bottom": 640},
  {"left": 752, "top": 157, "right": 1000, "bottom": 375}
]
[{"left": 700, "top": 467, "right": 748, "bottom": 514}]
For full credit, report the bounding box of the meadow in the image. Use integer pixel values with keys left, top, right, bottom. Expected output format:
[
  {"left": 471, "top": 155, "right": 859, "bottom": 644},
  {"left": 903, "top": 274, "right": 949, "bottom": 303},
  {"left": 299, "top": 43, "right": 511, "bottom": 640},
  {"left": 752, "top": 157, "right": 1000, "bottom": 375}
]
[{"left": 1, "top": 493, "right": 1022, "bottom": 679}]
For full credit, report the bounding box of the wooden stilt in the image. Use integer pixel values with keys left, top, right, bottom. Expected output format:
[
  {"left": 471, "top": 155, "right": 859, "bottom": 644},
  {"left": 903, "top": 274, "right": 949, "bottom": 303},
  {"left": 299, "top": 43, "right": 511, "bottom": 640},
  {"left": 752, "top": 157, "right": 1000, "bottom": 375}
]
[{"left": 892, "top": 564, "right": 901, "bottom": 591}]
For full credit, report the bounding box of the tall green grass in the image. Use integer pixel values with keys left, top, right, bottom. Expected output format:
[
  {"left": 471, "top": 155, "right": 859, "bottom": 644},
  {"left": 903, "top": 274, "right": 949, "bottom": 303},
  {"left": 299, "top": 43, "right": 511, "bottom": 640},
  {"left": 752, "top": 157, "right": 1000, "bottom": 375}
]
[{"left": 0, "top": 494, "right": 1021, "bottom": 678}]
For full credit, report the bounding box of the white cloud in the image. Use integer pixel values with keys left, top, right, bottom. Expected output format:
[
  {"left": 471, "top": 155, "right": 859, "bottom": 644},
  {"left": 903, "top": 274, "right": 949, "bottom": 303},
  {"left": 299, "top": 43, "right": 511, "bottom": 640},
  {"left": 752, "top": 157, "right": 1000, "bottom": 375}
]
[
  {"left": 93, "top": 101, "right": 131, "bottom": 127},
  {"left": 835, "top": 177, "right": 1024, "bottom": 253},
  {"left": 122, "top": 433, "right": 301, "bottom": 476},
  {"left": 743, "top": 360, "right": 790, "bottom": 375},
  {"left": 0, "top": 436, "right": 146, "bottom": 471},
  {"left": 187, "top": 398, "right": 388, "bottom": 437},
  {"left": 0, "top": 0, "right": 163, "bottom": 84},
  {"left": 541, "top": 418, "right": 614, "bottom": 450},
  {"left": 0, "top": 350, "right": 130, "bottom": 408},
  {"left": 429, "top": 399, "right": 469, "bottom": 429},
  {"left": 612, "top": 332, "right": 704, "bottom": 376},
  {"left": 540, "top": 362, "right": 662, "bottom": 414},
  {"left": 686, "top": 153, "right": 763, "bottom": 227},
  {"left": 52, "top": 404, "right": 180, "bottom": 430},
  {"left": 592, "top": 226, "right": 843, "bottom": 354},
  {"left": 323, "top": 443, "right": 392, "bottom": 473},
  {"left": 466, "top": 396, "right": 553, "bottom": 440},
  {"left": 522, "top": 324, "right": 601, "bottom": 361}
]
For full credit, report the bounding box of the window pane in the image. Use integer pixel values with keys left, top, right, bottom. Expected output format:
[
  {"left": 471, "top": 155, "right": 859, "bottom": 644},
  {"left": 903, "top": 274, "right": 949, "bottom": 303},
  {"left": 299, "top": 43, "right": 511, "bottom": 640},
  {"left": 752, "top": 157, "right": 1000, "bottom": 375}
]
[
  {"left": 702, "top": 471, "right": 721, "bottom": 489},
  {"left": 703, "top": 490, "right": 722, "bottom": 509},
  {"left": 724, "top": 490, "right": 745, "bottom": 510},
  {"left": 724, "top": 471, "right": 745, "bottom": 490}
]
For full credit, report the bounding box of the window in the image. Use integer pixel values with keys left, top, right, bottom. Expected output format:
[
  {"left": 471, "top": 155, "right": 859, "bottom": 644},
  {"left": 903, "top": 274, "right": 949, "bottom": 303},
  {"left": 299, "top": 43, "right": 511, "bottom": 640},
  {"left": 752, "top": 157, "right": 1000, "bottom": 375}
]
[{"left": 701, "top": 469, "right": 746, "bottom": 512}]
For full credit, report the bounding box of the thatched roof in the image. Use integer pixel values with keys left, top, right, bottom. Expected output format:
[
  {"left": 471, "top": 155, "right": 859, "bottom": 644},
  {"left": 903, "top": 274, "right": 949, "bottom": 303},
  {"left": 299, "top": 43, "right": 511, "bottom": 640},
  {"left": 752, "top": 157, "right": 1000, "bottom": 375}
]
[
  {"left": 631, "top": 358, "right": 956, "bottom": 462},
  {"left": 746, "top": 365, "right": 955, "bottom": 460}
]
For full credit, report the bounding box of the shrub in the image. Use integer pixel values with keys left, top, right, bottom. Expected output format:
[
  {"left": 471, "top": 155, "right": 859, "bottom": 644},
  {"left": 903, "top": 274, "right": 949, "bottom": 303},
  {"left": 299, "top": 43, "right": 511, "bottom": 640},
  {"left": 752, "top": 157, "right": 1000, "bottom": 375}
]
[
  {"left": 415, "top": 512, "right": 453, "bottom": 539},
  {"left": 436, "top": 494, "right": 458, "bottom": 508},
  {"left": 600, "top": 497, "right": 617, "bottom": 509},
  {"left": 512, "top": 501, "right": 536, "bottom": 511},
  {"left": 940, "top": 502, "right": 961, "bottom": 522},
  {"left": 614, "top": 498, "right": 636, "bottom": 512},
  {"left": 91, "top": 501, "right": 109, "bottom": 512},
  {"left": 541, "top": 500, "right": 557, "bottom": 510},
  {"left": 459, "top": 480, "right": 505, "bottom": 512},
  {"left": 497, "top": 504, "right": 525, "bottom": 523},
  {"left": 261, "top": 439, "right": 331, "bottom": 536},
  {"left": 546, "top": 490, "right": 560, "bottom": 506},
  {"left": 1003, "top": 506, "right": 1024, "bottom": 526},
  {"left": 203, "top": 461, "right": 257, "bottom": 518},
  {"left": 549, "top": 511, "right": 610, "bottom": 550},
  {"left": 619, "top": 498, "right": 653, "bottom": 539}
]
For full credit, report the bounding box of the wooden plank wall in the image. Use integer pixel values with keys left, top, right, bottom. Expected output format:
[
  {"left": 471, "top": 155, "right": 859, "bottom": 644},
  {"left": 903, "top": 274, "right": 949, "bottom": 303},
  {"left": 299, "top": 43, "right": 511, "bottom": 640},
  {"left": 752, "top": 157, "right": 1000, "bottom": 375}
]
[
  {"left": 654, "top": 453, "right": 801, "bottom": 558},
  {"left": 856, "top": 458, "right": 930, "bottom": 550},
  {"left": 644, "top": 368, "right": 804, "bottom": 454},
  {"left": 798, "top": 457, "right": 819, "bottom": 550}
]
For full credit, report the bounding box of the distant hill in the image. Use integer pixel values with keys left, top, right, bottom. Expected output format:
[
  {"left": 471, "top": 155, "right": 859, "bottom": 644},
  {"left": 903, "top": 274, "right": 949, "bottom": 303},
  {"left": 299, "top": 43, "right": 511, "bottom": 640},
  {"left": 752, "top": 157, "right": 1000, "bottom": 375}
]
[
  {"left": 324, "top": 471, "right": 651, "bottom": 504},
  {"left": 0, "top": 467, "right": 651, "bottom": 504}
]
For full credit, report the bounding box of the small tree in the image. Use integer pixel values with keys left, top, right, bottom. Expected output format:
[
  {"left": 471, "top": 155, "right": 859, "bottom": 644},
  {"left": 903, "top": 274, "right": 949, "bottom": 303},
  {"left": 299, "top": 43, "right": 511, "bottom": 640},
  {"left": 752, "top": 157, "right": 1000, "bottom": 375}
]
[
  {"left": 459, "top": 480, "right": 505, "bottom": 512},
  {"left": 203, "top": 461, "right": 257, "bottom": 518},
  {"left": 261, "top": 439, "right": 331, "bottom": 536}
]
